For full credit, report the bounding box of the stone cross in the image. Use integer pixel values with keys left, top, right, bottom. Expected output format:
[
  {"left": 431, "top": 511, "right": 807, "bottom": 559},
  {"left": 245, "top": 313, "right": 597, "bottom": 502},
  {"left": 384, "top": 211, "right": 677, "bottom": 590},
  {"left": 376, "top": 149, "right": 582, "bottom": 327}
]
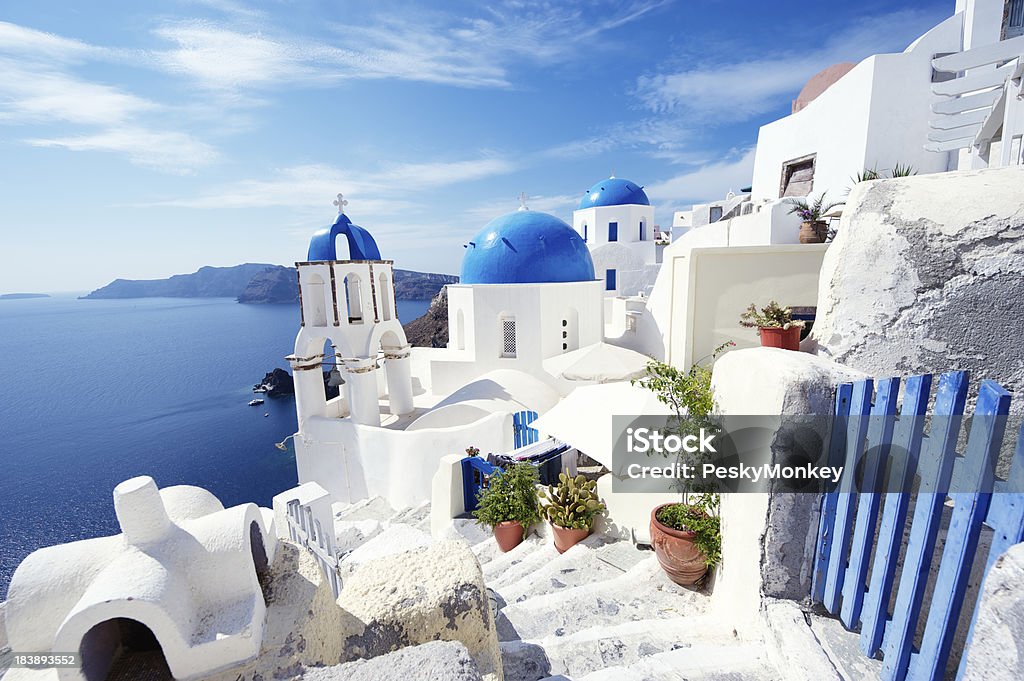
[
  {"left": 517, "top": 192, "right": 529, "bottom": 211},
  {"left": 333, "top": 193, "right": 349, "bottom": 215}
]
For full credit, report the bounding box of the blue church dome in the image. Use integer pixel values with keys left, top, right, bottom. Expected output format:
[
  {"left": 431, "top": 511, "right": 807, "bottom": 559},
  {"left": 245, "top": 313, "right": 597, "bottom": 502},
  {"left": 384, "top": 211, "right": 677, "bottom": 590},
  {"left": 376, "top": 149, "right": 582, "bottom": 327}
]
[
  {"left": 461, "top": 210, "right": 595, "bottom": 285},
  {"left": 578, "top": 177, "right": 649, "bottom": 209},
  {"left": 307, "top": 213, "right": 382, "bottom": 262}
]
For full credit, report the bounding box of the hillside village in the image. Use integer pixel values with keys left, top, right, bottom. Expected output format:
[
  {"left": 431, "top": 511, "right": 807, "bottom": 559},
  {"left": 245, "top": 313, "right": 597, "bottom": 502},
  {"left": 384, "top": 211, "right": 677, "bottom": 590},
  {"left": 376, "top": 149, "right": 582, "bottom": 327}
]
[{"left": 3, "top": 1, "right": 1024, "bottom": 680}]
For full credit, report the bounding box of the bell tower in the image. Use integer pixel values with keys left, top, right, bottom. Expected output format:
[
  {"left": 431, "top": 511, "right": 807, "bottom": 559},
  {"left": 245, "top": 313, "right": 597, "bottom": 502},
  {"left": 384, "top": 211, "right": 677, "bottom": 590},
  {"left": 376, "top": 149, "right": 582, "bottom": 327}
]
[{"left": 288, "top": 194, "right": 414, "bottom": 428}]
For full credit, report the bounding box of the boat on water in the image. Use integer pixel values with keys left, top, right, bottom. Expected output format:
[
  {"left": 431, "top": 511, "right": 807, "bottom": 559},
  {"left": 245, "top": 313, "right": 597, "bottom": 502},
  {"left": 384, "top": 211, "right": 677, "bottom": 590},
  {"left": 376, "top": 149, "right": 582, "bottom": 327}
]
[{"left": 249, "top": 398, "right": 265, "bottom": 406}]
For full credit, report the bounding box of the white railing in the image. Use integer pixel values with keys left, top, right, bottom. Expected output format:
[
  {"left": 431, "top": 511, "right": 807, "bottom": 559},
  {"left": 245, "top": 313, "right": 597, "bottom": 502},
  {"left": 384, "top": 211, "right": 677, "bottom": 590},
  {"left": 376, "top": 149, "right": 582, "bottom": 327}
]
[
  {"left": 928, "top": 35, "right": 1024, "bottom": 166},
  {"left": 285, "top": 495, "right": 341, "bottom": 597}
]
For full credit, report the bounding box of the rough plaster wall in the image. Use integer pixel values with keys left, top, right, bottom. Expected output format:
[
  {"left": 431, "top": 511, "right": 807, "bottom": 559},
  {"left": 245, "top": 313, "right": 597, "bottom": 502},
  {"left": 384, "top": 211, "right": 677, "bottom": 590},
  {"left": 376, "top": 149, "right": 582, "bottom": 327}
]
[
  {"left": 960, "top": 542, "right": 1024, "bottom": 680},
  {"left": 811, "top": 167, "right": 1024, "bottom": 411}
]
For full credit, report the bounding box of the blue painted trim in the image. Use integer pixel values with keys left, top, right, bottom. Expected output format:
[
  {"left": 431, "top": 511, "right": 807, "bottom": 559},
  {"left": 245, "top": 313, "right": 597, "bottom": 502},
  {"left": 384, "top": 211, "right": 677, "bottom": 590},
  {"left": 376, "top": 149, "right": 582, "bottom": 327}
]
[
  {"left": 823, "top": 379, "right": 874, "bottom": 614},
  {"left": 841, "top": 377, "right": 900, "bottom": 629},
  {"left": 914, "top": 380, "right": 1010, "bottom": 681},
  {"left": 859, "top": 374, "right": 932, "bottom": 656},
  {"left": 811, "top": 382, "right": 853, "bottom": 604},
  {"left": 881, "top": 371, "right": 969, "bottom": 681}
]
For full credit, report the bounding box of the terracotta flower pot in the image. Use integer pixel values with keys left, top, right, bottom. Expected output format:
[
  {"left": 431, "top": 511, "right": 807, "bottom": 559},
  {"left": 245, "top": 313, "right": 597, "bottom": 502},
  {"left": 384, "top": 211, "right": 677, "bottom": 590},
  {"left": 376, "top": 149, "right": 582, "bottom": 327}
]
[
  {"left": 551, "top": 523, "right": 590, "bottom": 554},
  {"left": 493, "top": 520, "right": 525, "bottom": 552},
  {"left": 799, "top": 220, "right": 828, "bottom": 244},
  {"left": 758, "top": 326, "right": 802, "bottom": 351},
  {"left": 650, "top": 504, "right": 709, "bottom": 586}
]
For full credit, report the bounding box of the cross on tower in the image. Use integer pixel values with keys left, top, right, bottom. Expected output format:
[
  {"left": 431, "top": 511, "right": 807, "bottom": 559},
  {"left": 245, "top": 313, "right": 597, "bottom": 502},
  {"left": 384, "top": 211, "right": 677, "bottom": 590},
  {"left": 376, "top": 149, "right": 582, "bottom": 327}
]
[
  {"left": 517, "top": 192, "right": 529, "bottom": 211},
  {"left": 333, "top": 193, "right": 349, "bottom": 215}
]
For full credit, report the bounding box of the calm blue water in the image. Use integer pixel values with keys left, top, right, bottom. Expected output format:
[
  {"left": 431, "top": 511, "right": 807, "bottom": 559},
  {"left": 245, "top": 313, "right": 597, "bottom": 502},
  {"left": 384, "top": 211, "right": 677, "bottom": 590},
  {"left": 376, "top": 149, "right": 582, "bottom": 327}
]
[{"left": 0, "top": 295, "right": 429, "bottom": 597}]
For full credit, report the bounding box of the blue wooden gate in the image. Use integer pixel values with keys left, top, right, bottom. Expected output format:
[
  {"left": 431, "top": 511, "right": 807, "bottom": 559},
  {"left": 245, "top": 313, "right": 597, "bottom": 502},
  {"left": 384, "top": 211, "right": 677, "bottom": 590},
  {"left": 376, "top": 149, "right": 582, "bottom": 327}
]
[
  {"left": 811, "top": 371, "right": 1024, "bottom": 680},
  {"left": 513, "top": 410, "right": 539, "bottom": 448},
  {"left": 462, "top": 456, "right": 498, "bottom": 514}
]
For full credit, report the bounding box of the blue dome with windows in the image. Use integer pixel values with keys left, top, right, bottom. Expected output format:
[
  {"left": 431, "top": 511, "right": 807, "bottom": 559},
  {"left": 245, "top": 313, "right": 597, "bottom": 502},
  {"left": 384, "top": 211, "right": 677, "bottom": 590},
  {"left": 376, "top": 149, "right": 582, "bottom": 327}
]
[
  {"left": 578, "top": 177, "right": 650, "bottom": 209},
  {"left": 461, "top": 210, "right": 595, "bottom": 285},
  {"left": 307, "top": 212, "right": 382, "bottom": 262}
]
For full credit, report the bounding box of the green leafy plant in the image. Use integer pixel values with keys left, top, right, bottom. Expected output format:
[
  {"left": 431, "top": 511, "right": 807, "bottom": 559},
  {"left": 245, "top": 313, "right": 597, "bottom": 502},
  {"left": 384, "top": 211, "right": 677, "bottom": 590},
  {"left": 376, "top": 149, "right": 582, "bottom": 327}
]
[
  {"left": 739, "top": 301, "right": 805, "bottom": 330},
  {"left": 890, "top": 162, "right": 916, "bottom": 178},
  {"left": 785, "top": 192, "right": 844, "bottom": 222},
  {"left": 656, "top": 493, "right": 722, "bottom": 567},
  {"left": 539, "top": 472, "right": 606, "bottom": 530},
  {"left": 851, "top": 166, "right": 881, "bottom": 184},
  {"left": 473, "top": 463, "right": 542, "bottom": 535}
]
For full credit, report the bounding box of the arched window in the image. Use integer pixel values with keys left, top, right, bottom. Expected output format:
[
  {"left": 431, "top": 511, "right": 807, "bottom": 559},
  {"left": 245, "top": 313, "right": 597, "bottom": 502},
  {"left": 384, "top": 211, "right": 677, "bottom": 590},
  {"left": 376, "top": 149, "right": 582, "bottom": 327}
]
[
  {"left": 344, "top": 273, "right": 363, "bottom": 323},
  {"left": 305, "top": 274, "right": 327, "bottom": 327},
  {"left": 379, "top": 272, "right": 392, "bottom": 321},
  {"left": 499, "top": 314, "right": 516, "bottom": 358},
  {"left": 80, "top": 619, "right": 169, "bottom": 681}
]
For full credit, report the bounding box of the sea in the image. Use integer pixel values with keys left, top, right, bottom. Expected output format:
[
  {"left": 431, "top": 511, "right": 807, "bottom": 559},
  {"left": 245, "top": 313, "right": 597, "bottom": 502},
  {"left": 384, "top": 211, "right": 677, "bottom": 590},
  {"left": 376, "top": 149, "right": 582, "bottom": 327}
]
[{"left": 0, "top": 294, "right": 430, "bottom": 597}]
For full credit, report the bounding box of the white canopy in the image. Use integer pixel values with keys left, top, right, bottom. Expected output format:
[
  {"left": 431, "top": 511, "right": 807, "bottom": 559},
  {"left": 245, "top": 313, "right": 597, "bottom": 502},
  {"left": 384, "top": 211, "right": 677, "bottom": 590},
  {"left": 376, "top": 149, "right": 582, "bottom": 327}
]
[
  {"left": 530, "top": 381, "right": 674, "bottom": 469},
  {"left": 542, "top": 342, "right": 653, "bottom": 383}
]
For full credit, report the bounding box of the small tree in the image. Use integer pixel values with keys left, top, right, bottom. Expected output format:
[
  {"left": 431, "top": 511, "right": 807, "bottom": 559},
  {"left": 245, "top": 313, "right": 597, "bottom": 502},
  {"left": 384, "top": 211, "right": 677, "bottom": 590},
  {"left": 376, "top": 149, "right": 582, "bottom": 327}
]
[{"left": 473, "top": 463, "right": 542, "bottom": 539}]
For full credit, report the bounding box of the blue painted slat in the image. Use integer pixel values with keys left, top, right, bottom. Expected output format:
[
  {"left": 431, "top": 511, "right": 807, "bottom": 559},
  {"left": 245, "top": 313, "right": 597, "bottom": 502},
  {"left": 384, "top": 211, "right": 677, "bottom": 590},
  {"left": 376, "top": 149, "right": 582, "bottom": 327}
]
[
  {"left": 812, "top": 382, "right": 854, "bottom": 604},
  {"left": 957, "top": 421, "right": 1024, "bottom": 679},
  {"left": 915, "top": 380, "right": 1011, "bottom": 681},
  {"left": 823, "top": 379, "right": 874, "bottom": 614},
  {"left": 860, "top": 374, "right": 932, "bottom": 656},
  {"left": 841, "top": 377, "right": 900, "bottom": 629},
  {"left": 881, "top": 371, "right": 969, "bottom": 681}
]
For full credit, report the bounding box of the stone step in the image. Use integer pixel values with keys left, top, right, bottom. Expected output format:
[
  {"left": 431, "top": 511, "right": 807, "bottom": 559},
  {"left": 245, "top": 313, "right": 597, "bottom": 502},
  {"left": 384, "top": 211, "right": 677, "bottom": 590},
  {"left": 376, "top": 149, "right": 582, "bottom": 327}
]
[
  {"left": 334, "top": 496, "right": 395, "bottom": 523},
  {"left": 387, "top": 501, "right": 431, "bottom": 528},
  {"left": 494, "top": 538, "right": 650, "bottom": 606},
  {"left": 480, "top": 533, "right": 548, "bottom": 582},
  {"left": 574, "top": 641, "right": 780, "bottom": 681},
  {"left": 496, "top": 557, "right": 709, "bottom": 642},
  {"left": 501, "top": 614, "right": 752, "bottom": 681}
]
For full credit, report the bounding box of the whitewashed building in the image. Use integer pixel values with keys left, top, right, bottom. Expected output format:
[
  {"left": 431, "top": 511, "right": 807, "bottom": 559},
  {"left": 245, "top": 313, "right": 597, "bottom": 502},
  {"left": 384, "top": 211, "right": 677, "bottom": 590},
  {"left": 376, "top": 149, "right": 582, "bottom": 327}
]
[{"left": 572, "top": 177, "right": 662, "bottom": 297}]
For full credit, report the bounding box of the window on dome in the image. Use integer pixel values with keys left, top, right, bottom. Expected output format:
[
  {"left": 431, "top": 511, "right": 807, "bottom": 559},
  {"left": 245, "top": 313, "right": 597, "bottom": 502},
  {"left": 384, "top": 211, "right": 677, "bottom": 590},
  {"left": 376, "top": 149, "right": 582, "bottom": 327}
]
[
  {"left": 608, "top": 222, "right": 618, "bottom": 242},
  {"left": 500, "top": 316, "right": 517, "bottom": 358}
]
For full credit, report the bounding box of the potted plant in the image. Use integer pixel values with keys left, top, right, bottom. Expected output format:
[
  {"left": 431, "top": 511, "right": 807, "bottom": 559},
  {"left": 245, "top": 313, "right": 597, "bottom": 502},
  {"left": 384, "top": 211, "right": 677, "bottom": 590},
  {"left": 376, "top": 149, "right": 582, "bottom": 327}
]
[
  {"left": 539, "top": 472, "right": 606, "bottom": 553},
  {"left": 650, "top": 493, "right": 721, "bottom": 586},
  {"left": 739, "top": 301, "right": 805, "bottom": 351},
  {"left": 473, "top": 462, "right": 542, "bottom": 552},
  {"left": 785, "top": 193, "right": 843, "bottom": 244}
]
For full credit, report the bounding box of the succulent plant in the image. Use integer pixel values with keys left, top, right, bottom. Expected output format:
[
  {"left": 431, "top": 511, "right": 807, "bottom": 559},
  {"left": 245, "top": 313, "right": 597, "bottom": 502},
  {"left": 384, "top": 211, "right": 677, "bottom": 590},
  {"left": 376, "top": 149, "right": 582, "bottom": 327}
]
[{"left": 539, "top": 472, "right": 605, "bottom": 530}]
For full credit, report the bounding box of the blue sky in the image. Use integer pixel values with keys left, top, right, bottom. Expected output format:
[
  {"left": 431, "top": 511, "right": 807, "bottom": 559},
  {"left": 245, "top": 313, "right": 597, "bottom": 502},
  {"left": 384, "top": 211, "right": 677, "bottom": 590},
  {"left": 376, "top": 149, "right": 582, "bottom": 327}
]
[{"left": 0, "top": 0, "right": 951, "bottom": 292}]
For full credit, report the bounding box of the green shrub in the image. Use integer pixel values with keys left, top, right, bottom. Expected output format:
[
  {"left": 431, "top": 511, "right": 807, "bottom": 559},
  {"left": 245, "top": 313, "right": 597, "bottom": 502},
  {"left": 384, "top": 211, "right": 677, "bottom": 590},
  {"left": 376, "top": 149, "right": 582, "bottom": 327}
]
[
  {"left": 540, "top": 472, "right": 605, "bottom": 530},
  {"left": 739, "top": 300, "right": 805, "bottom": 330},
  {"left": 656, "top": 493, "right": 722, "bottom": 567},
  {"left": 473, "top": 463, "right": 542, "bottom": 535}
]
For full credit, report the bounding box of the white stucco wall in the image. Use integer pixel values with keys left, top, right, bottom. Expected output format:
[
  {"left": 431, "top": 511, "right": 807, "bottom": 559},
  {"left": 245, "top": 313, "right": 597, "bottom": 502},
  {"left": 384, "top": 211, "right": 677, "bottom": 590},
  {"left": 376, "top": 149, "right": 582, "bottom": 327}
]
[
  {"left": 435, "top": 281, "right": 604, "bottom": 396},
  {"left": 750, "top": 14, "right": 963, "bottom": 204}
]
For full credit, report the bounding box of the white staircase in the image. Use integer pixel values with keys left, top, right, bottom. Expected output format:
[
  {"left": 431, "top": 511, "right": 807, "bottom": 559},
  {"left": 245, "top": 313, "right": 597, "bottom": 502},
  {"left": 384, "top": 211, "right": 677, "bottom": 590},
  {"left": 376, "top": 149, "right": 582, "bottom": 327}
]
[{"left": 330, "top": 501, "right": 790, "bottom": 680}]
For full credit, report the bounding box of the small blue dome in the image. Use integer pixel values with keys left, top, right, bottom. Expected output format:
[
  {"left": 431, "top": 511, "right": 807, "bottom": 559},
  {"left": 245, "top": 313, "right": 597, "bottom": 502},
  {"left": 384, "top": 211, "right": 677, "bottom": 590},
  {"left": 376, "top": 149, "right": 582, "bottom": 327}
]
[
  {"left": 307, "top": 213, "right": 382, "bottom": 262},
  {"left": 461, "top": 210, "right": 595, "bottom": 285},
  {"left": 578, "top": 177, "right": 649, "bottom": 209}
]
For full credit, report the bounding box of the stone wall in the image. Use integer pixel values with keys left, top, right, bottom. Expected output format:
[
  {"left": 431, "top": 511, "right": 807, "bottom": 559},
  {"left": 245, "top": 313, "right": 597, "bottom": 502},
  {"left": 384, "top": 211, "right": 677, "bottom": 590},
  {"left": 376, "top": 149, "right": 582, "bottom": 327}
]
[
  {"left": 811, "top": 166, "right": 1024, "bottom": 410},
  {"left": 960, "top": 542, "right": 1024, "bottom": 680}
]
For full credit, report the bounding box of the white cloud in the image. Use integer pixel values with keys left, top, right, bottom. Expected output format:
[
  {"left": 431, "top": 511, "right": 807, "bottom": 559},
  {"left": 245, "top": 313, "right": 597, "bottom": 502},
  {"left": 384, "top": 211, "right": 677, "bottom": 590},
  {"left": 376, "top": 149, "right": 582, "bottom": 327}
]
[
  {"left": 148, "top": 156, "right": 516, "bottom": 210},
  {"left": 27, "top": 128, "right": 219, "bottom": 172},
  {"left": 148, "top": 1, "right": 670, "bottom": 93},
  {"left": 645, "top": 147, "right": 757, "bottom": 207},
  {"left": 635, "top": 8, "right": 945, "bottom": 122},
  {"left": 0, "top": 58, "right": 157, "bottom": 125},
  {"left": 0, "top": 21, "right": 103, "bottom": 62}
]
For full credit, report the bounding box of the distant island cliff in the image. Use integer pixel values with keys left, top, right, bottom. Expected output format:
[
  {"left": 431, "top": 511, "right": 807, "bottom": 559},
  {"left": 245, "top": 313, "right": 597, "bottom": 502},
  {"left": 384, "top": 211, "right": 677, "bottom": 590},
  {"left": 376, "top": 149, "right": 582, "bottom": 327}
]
[
  {"left": 0, "top": 293, "right": 50, "bottom": 300},
  {"left": 83, "top": 264, "right": 458, "bottom": 304}
]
